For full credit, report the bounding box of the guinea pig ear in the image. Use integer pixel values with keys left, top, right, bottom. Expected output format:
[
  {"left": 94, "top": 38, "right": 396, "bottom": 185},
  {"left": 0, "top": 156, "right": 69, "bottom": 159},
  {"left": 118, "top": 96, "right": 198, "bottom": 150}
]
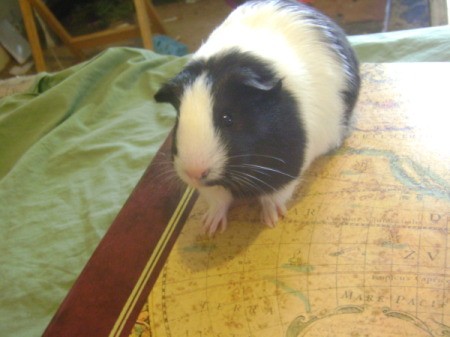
[
  {"left": 239, "top": 68, "right": 282, "bottom": 92},
  {"left": 154, "top": 81, "right": 181, "bottom": 108},
  {"left": 155, "top": 60, "right": 206, "bottom": 107}
]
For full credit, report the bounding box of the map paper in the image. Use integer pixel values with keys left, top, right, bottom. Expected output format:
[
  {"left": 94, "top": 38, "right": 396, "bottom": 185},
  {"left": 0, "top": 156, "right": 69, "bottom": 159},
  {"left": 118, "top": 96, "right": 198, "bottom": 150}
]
[{"left": 131, "top": 63, "right": 450, "bottom": 337}]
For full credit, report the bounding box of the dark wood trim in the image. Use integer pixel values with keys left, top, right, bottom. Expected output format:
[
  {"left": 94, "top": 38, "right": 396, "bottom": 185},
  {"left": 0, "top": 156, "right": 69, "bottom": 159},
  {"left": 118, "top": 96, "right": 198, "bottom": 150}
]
[{"left": 43, "top": 133, "right": 197, "bottom": 337}]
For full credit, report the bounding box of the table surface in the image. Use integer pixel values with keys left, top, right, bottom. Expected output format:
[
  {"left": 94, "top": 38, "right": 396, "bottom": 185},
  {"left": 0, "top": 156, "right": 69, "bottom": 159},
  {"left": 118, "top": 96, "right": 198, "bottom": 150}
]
[{"left": 134, "top": 63, "right": 450, "bottom": 337}]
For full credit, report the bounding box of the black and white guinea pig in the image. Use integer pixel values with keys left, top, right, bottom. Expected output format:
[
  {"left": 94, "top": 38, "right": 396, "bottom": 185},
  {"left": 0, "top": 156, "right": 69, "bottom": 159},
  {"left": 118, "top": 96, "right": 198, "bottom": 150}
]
[{"left": 155, "top": 0, "right": 360, "bottom": 235}]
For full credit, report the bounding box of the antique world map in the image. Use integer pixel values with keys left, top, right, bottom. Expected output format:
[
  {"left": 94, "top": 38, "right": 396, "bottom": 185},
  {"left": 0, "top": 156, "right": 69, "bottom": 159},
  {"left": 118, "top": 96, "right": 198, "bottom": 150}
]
[{"left": 130, "top": 64, "right": 450, "bottom": 337}]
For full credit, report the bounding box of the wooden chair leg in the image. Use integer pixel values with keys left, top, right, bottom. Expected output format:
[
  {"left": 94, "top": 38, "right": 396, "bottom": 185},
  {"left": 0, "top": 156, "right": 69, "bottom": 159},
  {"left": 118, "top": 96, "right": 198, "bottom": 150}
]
[
  {"left": 19, "top": 0, "right": 46, "bottom": 72},
  {"left": 144, "top": 0, "right": 167, "bottom": 35},
  {"left": 20, "top": 0, "right": 167, "bottom": 72},
  {"left": 28, "top": 0, "right": 85, "bottom": 59},
  {"left": 134, "top": 0, "right": 154, "bottom": 49}
]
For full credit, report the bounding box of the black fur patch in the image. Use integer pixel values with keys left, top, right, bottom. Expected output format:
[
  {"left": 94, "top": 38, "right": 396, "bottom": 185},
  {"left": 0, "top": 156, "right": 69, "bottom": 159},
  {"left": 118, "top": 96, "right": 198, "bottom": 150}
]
[
  {"left": 202, "top": 50, "right": 306, "bottom": 197},
  {"left": 156, "top": 49, "right": 306, "bottom": 197}
]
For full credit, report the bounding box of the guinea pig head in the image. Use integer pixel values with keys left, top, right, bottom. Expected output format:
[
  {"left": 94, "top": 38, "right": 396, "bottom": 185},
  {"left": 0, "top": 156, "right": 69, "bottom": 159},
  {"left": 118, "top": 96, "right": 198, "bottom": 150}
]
[{"left": 154, "top": 51, "right": 304, "bottom": 196}]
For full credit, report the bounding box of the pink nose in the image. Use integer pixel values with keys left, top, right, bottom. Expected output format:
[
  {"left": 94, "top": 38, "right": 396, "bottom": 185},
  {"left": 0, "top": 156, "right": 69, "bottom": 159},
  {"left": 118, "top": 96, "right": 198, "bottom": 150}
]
[{"left": 185, "top": 168, "right": 210, "bottom": 183}]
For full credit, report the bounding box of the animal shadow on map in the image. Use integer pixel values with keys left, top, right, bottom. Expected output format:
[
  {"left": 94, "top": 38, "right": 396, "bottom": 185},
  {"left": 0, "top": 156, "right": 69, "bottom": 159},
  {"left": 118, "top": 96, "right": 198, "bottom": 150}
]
[{"left": 176, "top": 154, "right": 330, "bottom": 273}]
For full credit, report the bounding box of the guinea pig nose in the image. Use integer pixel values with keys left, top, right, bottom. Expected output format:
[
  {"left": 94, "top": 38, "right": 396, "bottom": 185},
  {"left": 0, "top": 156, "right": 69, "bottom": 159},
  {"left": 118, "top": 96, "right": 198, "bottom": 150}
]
[{"left": 185, "top": 168, "right": 210, "bottom": 183}]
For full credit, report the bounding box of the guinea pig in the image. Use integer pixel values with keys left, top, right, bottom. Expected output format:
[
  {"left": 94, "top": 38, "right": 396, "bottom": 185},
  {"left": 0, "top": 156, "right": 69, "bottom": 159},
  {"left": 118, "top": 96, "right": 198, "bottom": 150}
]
[{"left": 155, "top": 0, "right": 360, "bottom": 236}]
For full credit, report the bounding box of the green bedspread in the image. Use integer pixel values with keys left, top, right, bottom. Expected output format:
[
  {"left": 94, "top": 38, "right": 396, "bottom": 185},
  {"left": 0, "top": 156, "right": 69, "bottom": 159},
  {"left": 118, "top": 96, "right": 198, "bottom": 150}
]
[
  {"left": 349, "top": 26, "right": 450, "bottom": 62},
  {"left": 0, "top": 48, "right": 188, "bottom": 336},
  {"left": 1, "top": 25, "right": 449, "bottom": 337}
]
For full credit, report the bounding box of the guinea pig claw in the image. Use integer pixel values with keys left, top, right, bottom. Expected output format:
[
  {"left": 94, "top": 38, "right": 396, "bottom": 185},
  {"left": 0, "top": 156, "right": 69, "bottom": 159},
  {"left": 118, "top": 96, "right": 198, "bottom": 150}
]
[
  {"left": 202, "top": 208, "right": 228, "bottom": 237},
  {"left": 277, "top": 204, "right": 288, "bottom": 217},
  {"left": 260, "top": 198, "right": 287, "bottom": 228},
  {"left": 262, "top": 208, "right": 278, "bottom": 228}
]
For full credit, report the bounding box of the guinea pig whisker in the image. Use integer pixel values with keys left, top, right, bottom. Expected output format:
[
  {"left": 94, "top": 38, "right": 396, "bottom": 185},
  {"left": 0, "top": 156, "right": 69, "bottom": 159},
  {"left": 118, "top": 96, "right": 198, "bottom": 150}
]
[
  {"left": 151, "top": 161, "right": 182, "bottom": 190},
  {"left": 228, "top": 163, "right": 295, "bottom": 180},
  {"left": 153, "top": 170, "right": 180, "bottom": 189},
  {"left": 228, "top": 170, "right": 263, "bottom": 191},
  {"left": 230, "top": 169, "right": 278, "bottom": 193},
  {"left": 228, "top": 164, "right": 272, "bottom": 177},
  {"left": 227, "top": 169, "right": 268, "bottom": 196},
  {"left": 227, "top": 154, "right": 287, "bottom": 164},
  {"left": 238, "top": 164, "right": 297, "bottom": 180}
]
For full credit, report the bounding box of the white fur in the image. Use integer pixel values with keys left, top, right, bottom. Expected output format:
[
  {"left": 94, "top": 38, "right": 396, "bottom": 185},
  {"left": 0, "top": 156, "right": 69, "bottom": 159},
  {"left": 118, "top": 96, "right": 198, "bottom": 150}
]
[{"left": 175, "top": 75, "right": 227, "bottom": 187}]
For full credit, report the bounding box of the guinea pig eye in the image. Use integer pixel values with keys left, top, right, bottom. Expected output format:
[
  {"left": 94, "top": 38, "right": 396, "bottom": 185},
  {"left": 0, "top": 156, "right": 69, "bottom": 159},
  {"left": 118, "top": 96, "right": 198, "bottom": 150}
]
[{"left": 221, "top": 114, "right": 233, "bottom": 127}]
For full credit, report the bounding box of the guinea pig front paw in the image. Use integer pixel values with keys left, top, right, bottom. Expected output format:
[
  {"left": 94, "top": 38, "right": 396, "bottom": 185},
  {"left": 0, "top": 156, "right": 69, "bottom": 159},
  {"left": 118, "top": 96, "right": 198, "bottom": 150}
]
[
  {"left": 198, "top": 186, "right": 233, "bottom": 236},
  {"left": 259, "top": 181, "right": 297, "bottom": 227},
  {"left": 260, "top": 196, "right": 287, "bottom": 228},
  {"left": 202, "top": 205, "right": 229, "bottom": 236}
]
